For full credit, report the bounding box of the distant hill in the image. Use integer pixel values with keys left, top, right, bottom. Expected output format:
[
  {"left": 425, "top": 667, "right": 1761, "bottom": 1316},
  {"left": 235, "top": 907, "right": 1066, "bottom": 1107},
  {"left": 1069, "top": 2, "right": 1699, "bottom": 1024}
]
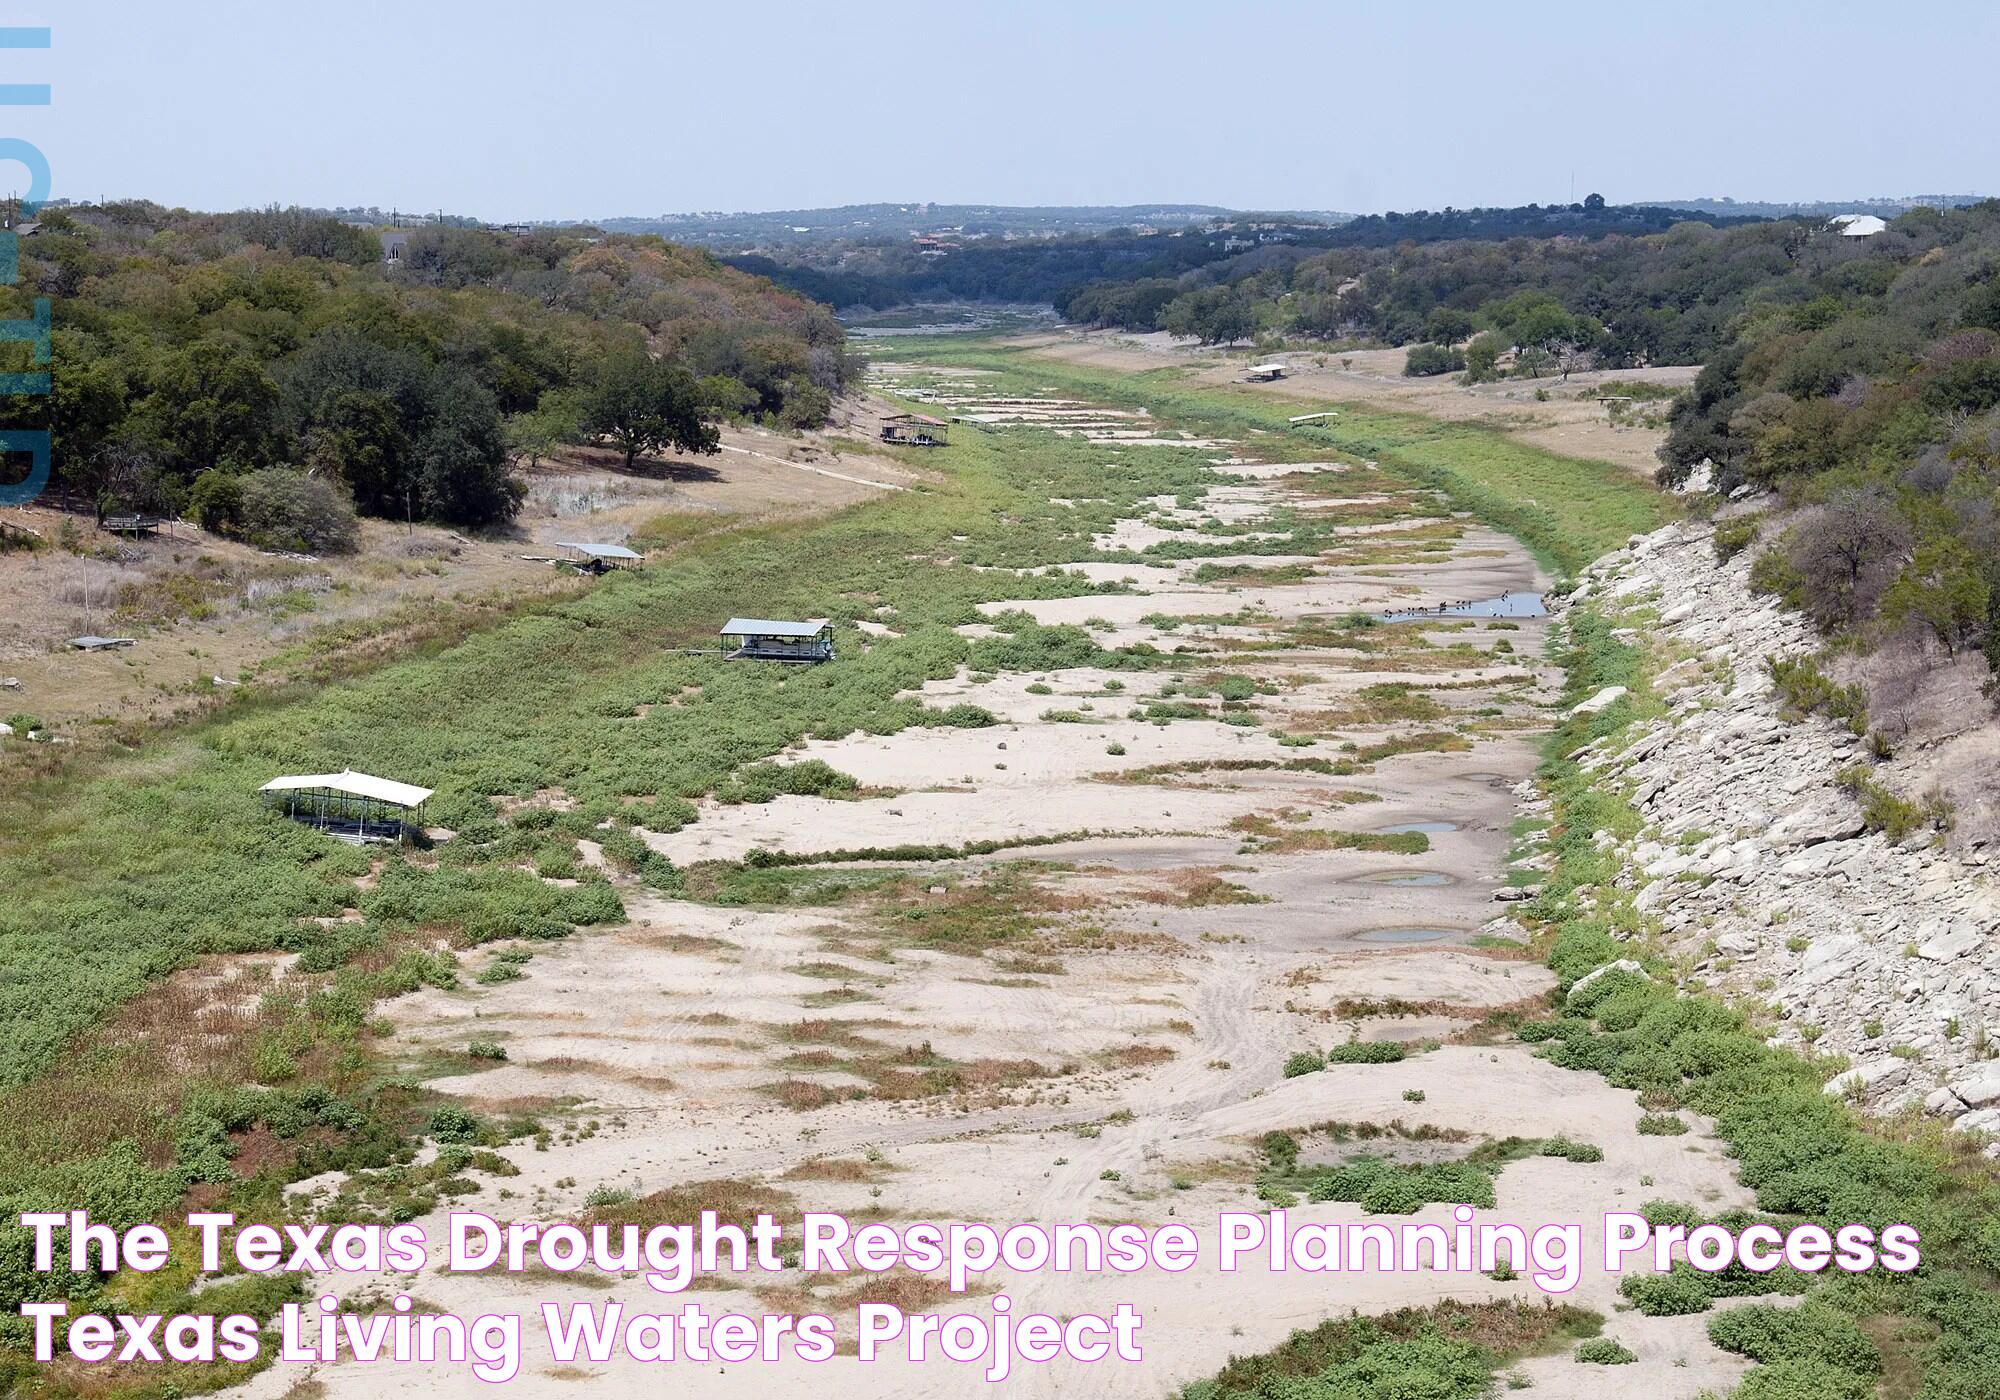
[
  {"left": 583, "top": 204, "right": 1352, "bottom": 248},
  {"left": 1646, "top": 194, "right": 1992, "bottom": 219}
]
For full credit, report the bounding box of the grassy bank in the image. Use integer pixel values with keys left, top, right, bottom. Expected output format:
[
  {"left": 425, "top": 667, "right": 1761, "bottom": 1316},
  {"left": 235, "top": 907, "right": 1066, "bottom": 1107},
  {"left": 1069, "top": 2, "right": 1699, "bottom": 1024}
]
[
  {"left": 878, "top": 338, "right": 1668, "bottom": 576},
  {"left": 1517, "top": 603, "right": 2000, "bottom": 1399}
]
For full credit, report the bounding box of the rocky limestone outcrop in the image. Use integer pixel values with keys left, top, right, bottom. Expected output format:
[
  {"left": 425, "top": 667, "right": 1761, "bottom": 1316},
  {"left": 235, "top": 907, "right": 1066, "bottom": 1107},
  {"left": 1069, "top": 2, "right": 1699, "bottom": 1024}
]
[{"left": 1550, "top": 521, "right": 2000, "bottom": 1135}]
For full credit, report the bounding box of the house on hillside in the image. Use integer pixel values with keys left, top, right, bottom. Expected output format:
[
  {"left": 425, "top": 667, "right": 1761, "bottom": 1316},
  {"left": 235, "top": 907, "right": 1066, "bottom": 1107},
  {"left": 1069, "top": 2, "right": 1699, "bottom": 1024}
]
[{"left": 1829, "top": 214, "right": 1889, "bottom": 238}]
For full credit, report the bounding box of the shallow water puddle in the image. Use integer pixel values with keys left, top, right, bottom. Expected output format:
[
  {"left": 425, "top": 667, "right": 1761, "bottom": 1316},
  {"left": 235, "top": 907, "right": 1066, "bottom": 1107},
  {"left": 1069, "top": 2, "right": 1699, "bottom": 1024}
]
[
  {"left": 1374, "top": 820, "right": 1460, "bottom": 835},
  {"left": 1352, "top": 927, "right": 1458, "bottom": 944},
  {"left": 1377, "top": 590, "right": 1547, "bottom": 622},
  {"left": 1351, "top": 870, "right": 1455, "bottom": 887}
]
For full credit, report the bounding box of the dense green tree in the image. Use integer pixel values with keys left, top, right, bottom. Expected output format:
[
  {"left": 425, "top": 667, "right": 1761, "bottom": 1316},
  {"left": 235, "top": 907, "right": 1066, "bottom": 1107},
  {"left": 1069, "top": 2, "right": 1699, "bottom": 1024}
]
[
  {"left": 1883, "top": 537, "right": 1990, "bottom": 657},
  {"left": 130, "top": 339, "right": 281, "bottom": 476},
  {"left": 1403, "top": 343, "right": 1465, "bottom": 377},
  {"left": 1423, "top": 306, "right": 1475, "bottom": 345},
  {"left": 579, "top": 352, "right": 718, "bottom": 468},
  {"left": 502, "top": 391, "right": 585, "bottom": 468},
  {"left": 411, "top": 371, "right": 519, "bottom": 527},
  {"left": 12, "top": 205, "right": 849, "bottom": 525}
]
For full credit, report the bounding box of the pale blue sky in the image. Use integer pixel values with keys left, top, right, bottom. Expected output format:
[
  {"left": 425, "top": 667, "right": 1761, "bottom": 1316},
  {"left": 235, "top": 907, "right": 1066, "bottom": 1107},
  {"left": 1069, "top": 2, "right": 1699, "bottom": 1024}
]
[{"left": 18, "top": 1, "right": 1999, "bottom": 220}]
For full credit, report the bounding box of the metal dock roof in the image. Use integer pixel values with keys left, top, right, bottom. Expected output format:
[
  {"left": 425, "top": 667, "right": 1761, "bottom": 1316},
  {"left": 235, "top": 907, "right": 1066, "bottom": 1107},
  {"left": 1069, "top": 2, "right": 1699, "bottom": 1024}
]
[
  {"left": 260, "top": 769, "right": 435, "bottom": 808},
  {"left": 719, "top": 617, "right": 831, "bottom": 638}
]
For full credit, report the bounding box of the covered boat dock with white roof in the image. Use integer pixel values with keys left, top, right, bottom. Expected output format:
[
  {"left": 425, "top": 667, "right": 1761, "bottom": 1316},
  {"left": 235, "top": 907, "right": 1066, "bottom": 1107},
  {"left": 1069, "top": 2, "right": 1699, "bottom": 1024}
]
[
  {"left": 260, "top": 769, "right": 434, "bottom": 843},
  {"left": 557, "top": 541, "right": 644, "bottom": 573},
  {"left": 719, "top": 617, "right": 835, "bottom": 664}
]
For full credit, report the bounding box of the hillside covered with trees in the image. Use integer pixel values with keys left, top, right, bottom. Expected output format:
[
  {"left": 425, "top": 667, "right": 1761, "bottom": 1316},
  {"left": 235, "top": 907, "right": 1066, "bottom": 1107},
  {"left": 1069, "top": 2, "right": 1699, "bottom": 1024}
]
[
  {"left": 722, "top": 200, "right": 1748, "bottom": 316},
  {"left": 1656, "top": 204, "right": 2000, "bottom": 675},
  {"left": 0, "top": 204, "right": 856, "bottom": 544},
  {"left": 1070, "top": 196, "right": 2000, "bottom": 695}
]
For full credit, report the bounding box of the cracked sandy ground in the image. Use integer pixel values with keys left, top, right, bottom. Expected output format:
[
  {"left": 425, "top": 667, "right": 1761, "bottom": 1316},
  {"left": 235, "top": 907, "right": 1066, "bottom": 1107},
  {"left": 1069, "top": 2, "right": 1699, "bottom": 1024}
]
[{"left": 241, "top": 396, "right": 1758, "bottom": 1400}]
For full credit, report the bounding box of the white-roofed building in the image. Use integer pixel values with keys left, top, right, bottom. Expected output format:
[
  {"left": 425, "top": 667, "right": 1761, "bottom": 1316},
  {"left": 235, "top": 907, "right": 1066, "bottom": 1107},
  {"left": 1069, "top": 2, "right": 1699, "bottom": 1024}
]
[
  {"left": 556, "top": 540, "right": 644, "bottom": 572},
  {"left": 261, "top": 769, "right": 434, "bottom": 842},
  {"left": 719, "top": 617, "right": 835, "bottom": 664},
  {"left": 1830, "top": 214, "right": 1889, "bottom": 238}
]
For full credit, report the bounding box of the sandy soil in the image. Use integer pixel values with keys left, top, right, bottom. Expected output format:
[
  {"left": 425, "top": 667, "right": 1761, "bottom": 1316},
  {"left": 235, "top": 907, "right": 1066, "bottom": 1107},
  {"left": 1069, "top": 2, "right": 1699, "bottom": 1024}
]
[
  {"left": 1015, "top": 329, "right": 1692, "bottom": 477},
  {"left": 0, "top": 411, "right": 923, "bottom": 734},
  {"left": 225, "top": 369, "right": 1754, "bottom": 1400}
]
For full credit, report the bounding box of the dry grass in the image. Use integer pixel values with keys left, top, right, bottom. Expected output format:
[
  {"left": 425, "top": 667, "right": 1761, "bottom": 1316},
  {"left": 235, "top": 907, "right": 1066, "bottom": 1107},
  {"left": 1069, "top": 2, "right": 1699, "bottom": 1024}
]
[
  {"left": 526, "top": 1056, "right": 676, "bottom": 1091},
  {"left": 1099, "top": 1043, "right": 1178, "bottom": 1069},
  {"left": 1130, "top": 868, "right": 1270, "bottom": 907},
  {"left": 781, "top": 1155, "right": 898, "bottom": 1183},
  {"left": 483, "top": 1262, "right": 619, "bottom": 1291},
  {"left": 581, "top": 1176, "right": 793, "bottom": 1231}
]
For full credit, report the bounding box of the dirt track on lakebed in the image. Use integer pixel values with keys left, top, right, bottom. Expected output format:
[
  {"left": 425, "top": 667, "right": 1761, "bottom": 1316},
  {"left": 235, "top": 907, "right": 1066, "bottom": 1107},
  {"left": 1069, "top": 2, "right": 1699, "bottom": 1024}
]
[{"left": 238, "top": 362, "right": 1753, "bottom": 1400}]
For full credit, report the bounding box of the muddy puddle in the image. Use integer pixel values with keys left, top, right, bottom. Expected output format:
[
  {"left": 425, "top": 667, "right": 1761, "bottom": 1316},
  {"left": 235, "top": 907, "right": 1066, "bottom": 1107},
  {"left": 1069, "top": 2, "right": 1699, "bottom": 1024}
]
[
  {"left": 1352, "top": 926, "right": 1460, "bottom": 944},
  {"left": 1378, "top": 590, "right": 1546, "bottom": 622}
]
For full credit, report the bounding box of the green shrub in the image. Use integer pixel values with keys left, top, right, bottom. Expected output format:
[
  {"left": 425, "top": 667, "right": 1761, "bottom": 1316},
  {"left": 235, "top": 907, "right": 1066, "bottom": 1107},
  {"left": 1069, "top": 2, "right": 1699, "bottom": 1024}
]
[
  {"left": 1706, "top": 1301, "right": 1879, "bottom": 1374},
  {"left": 1835, "top": 764, "right": 1949, "bottom": 844},
  {"left": 1749, "top": 549, "right": 1807, "bottom": 609},
  {"left": 1540, "top": 1136, "right": 1604, "bottom": 1163},
  {"left": 1769, "top": 655, "right": 1866, "bottom": 734},
  {"left": 1619, "top": 1268, "right": 1711, "bottom": 1316},
  {"left": 1404, "top": 343, "right": 1467, "bottom": 377},
  {"left": 1359, "top": 1173, "right": 1427, "bottom": 1214},
  {"left": 1325, "top": 1041, "right": 1408, "bottom": 1065},
  {"left": 1731, "top": 1358, "right": 1875, "bottom": 1400},
  {"left": 1304, "top": 1156, "right": 1498, "bottom": 1213},
  {"left": 920, "top": 703, "right": 1000, "bottom": 728},
  {"left": 428, "top": 1105, "right": 483, "bottom": 1144},
  {"left": 235, "top": 468, "right": 362, "bottom": 554},
  {"left": 721, "top": 759, "right": 860, "bottom": 803},
  {"left": 1637, "top": 1112, "right": 1689, "bottom": 1136},
  {"left": 1713, "top": 516, "right": 1760, "bottom": 562},
  {"left": 1573, "top": 1337, "right": 1636, "bottom": 1364},
  {"left": 1284, "top": 1050, "right": 1326, "bottom": 1078}
]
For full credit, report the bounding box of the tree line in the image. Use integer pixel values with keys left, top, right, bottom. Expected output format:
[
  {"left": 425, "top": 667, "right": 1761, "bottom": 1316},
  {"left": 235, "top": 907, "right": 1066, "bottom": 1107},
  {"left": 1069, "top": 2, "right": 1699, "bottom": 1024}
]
[
  {"left": 1059, "top": 198, "right": 2000, "bottom": 673},
  {"left": 0, "top": 204, "right": 859, "bottom": 547},
  {"left": 726, "top": 200, "right": 1756, "bottom": 322}
]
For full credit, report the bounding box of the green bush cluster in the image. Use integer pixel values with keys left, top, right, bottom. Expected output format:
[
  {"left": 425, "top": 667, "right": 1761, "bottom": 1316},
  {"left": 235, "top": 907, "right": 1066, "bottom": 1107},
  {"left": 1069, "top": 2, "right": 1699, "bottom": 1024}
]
[
  {"left": 1572, "top": 1337, "right": 1636, "bottom": 1364},
  {"left": 1768, "top": 655, "right": 1867, "bottom": 734},
  {"left": 1539, "top": 1136, "right": 1603, "bottom": 1163},
  {"left": 1712, "top": 515, "right": 1760, "bottom": 562},
  {"left": 717, "top": 759, "right": 861, "bottom": 803},
  {"left": 1284, "top": 1050, "right": 1326, "bottom": 1078}
]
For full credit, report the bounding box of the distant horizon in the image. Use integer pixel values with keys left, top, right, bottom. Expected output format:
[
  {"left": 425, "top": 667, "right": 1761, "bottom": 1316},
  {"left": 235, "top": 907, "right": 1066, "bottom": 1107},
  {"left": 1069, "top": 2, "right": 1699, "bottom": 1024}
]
[
  {"left": 40, "top": 2, "right": 2000, "bottom": 223},
  {"left": 38, "top": 192, "right": 1995, "bottom": 229}
]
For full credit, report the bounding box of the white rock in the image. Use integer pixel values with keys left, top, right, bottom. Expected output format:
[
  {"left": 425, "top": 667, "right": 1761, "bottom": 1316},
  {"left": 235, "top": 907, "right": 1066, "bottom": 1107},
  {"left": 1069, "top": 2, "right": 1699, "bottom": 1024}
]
[
  {"left": 1567, "top": 685, "right": 1628, "bottom": 718},
  {"left": 1927, "top": 1086, "right": 1970, "bottom": 1116},
  {"left": 1824, "top": 1058, "right": 1910, "bottom": 1098},
  {"left": 1953, "top": 1108, "right": 2000, "bottom": 1136},
  {"left": 1949, "top": 1065, "right": 2000, "bottom": 1109},
  {"left": 1918, "top": 929, "right": 1982, "bottom": 962}
]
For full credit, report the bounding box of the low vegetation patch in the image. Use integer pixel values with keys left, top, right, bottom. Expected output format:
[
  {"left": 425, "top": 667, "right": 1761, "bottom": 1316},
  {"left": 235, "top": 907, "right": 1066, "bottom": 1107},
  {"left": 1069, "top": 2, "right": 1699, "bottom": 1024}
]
[{"left": 1180, "top": 1298, "right": 1602, "bottom": 1400}]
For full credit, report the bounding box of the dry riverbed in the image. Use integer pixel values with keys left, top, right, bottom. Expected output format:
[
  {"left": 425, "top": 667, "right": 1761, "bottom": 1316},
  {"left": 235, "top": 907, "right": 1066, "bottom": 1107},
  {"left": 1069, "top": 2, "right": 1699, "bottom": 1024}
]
[{"left": 234, "top": 369, "right": 1756, "bottom": 1400}]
